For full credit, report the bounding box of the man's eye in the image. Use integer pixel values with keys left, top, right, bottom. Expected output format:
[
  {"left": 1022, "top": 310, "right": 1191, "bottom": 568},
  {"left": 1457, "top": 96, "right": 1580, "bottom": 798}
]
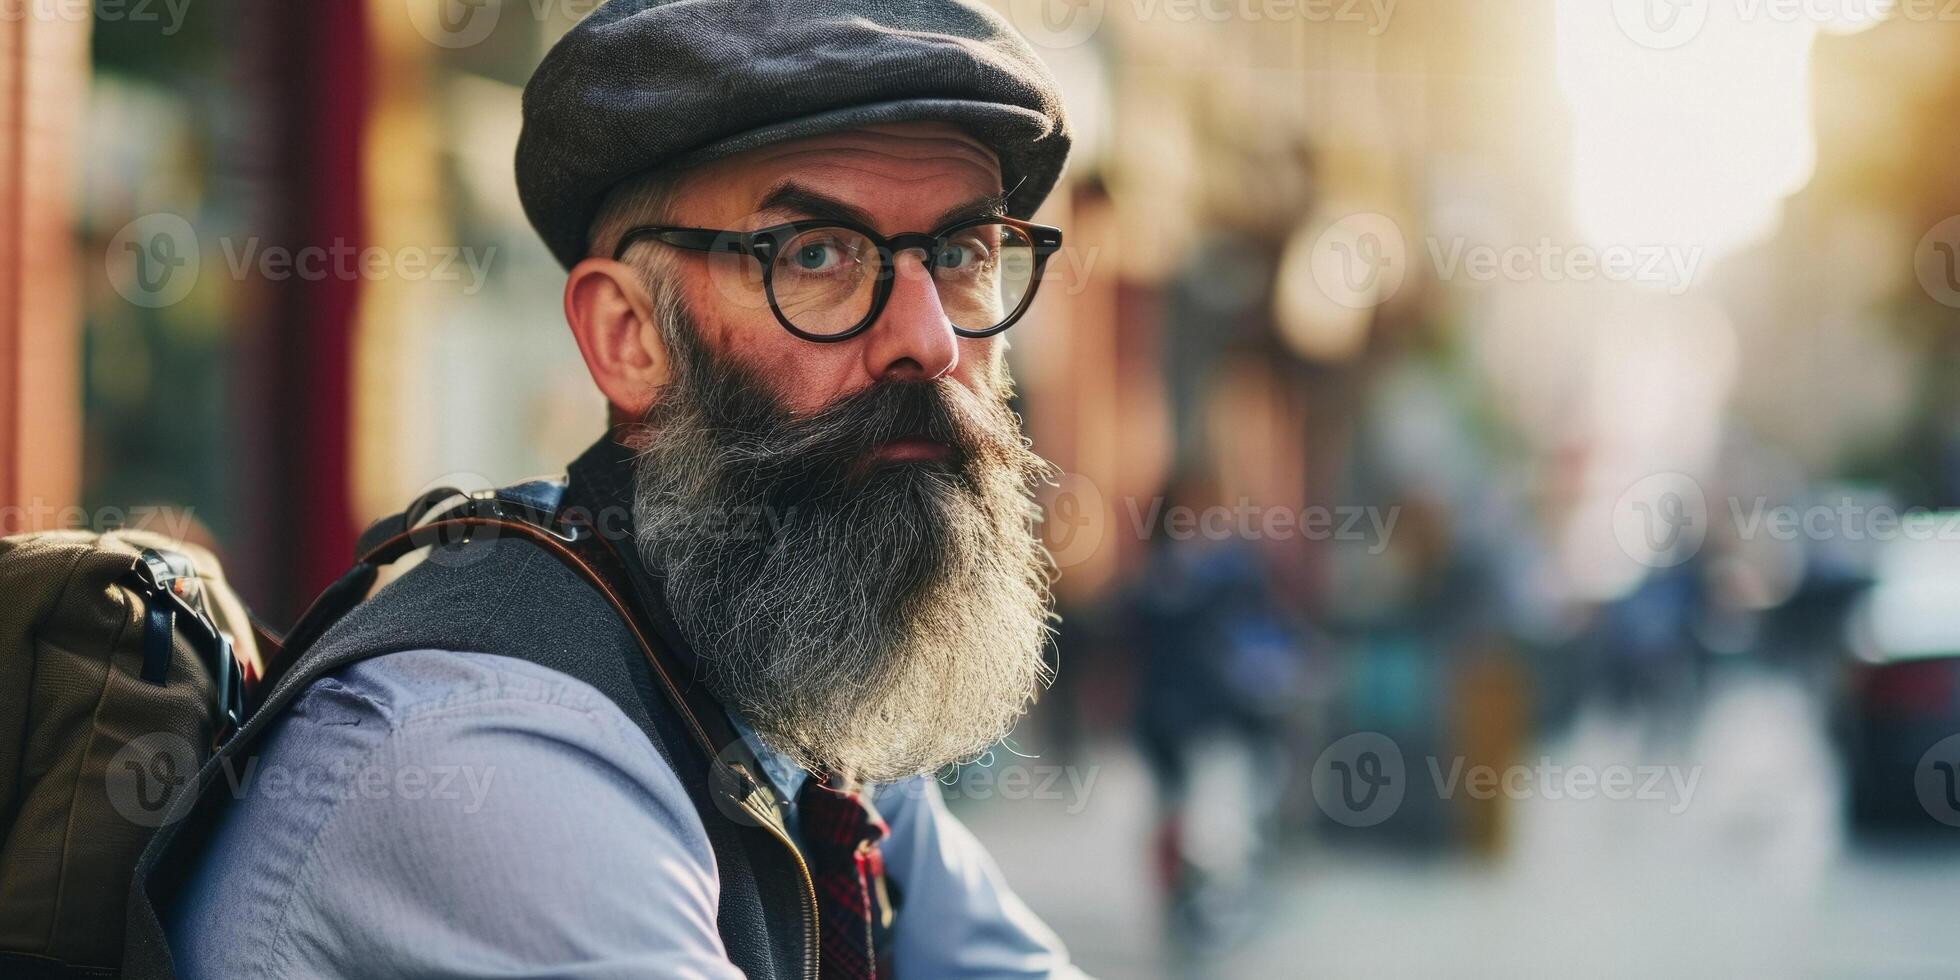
[
  {"left": 938, "top": 239, "right": 993, "bottom": 271},
  {"left": 776, "top": 230, "right": 865, "bottom": 276},
  {"left": 795, "top": 243, "right": 843, "bottom": 271}
]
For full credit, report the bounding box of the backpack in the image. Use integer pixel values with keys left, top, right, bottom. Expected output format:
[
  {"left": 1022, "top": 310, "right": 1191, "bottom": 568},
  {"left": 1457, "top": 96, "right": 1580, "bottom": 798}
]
[{"left": 0, "top": 530, "right": 258, "bottom": 978}]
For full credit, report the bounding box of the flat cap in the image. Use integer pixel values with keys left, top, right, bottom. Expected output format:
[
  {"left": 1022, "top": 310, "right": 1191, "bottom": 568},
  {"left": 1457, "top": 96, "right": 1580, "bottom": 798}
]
[{"left": 517, "top": 0, "right": 1073, "bottom": 269}]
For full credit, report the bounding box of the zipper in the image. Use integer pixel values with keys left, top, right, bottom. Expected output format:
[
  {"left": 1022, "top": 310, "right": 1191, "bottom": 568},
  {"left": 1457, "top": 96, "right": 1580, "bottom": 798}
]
[{"left": 737, "top": 786, "right": 821, "bottom": 980}]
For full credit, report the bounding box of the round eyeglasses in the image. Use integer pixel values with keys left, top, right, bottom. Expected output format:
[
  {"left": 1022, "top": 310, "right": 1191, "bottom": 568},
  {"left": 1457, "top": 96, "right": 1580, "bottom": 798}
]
[{"left": 612, "top": 216, "right": 1064, "bottom": 343}]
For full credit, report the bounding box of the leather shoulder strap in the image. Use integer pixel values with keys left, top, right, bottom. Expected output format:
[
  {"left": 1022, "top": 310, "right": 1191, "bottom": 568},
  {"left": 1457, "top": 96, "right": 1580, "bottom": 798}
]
[{"left": 123, "top": 493, "right": 798, "bottom": 979}]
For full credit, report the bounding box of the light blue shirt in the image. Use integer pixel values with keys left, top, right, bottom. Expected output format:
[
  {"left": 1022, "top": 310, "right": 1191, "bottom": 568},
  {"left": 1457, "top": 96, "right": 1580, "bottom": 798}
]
[{"left": 166, "top": 649, "right": 1086, "bottom": 979}]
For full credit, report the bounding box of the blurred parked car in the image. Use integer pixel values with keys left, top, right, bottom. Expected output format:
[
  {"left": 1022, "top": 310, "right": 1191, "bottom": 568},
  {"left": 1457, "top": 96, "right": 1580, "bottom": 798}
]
[{"left": 1839, "top": 513, "right": 1960, "bottom": 833}]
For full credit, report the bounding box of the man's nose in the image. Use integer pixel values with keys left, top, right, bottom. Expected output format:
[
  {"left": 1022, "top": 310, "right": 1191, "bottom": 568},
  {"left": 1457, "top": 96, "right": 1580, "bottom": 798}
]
[{"left": 862, "top": 250, "right": 958, "bottom": 382}]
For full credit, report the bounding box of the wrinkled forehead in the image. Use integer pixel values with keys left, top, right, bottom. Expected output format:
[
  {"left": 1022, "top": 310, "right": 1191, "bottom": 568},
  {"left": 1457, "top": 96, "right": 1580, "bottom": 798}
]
[{"left": 671, "top": 122, "right": 1005, "bottom": 230}]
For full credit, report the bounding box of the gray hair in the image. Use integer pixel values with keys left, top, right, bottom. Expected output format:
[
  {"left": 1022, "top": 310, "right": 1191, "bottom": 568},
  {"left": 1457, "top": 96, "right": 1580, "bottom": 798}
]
[{"left": 588, "top": 170, "right": 692, "bottom": 361}]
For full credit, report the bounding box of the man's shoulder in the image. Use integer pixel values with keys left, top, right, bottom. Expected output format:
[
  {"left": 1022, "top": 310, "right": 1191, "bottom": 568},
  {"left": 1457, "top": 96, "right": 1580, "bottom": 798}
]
[
  {"left": 167, "top": 648, "right": 731, "bottom": 977},
  {"left": 258, "top": 648, "right": 683, "bottom": 826},
  {"left": 288, "top": 647, "right": 638, "bottom": 734},
  {"left": 301, "top": 535, "right": 658, "bottom": 732},
  {"left": 255, "top": 648, "right": 682, "bottom": 814}
]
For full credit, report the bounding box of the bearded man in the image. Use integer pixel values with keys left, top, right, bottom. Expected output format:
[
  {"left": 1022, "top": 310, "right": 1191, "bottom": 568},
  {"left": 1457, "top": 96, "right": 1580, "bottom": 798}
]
[{"left": 162, "top": 2, "right": 1086, "bottom": 977}]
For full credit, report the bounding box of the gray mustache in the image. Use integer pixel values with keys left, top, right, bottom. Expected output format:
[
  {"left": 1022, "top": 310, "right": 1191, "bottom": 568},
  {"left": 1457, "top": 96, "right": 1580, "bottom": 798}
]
[{"left": 670, "top": 361, "right": 1015, "bottom": 501}]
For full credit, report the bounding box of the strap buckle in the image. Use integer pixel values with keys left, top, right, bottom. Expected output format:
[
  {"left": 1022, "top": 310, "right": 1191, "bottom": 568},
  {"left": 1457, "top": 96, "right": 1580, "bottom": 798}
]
[
  {"left": 403, "top": 481, "right": 584, "bottom": 545},
  {"left": 130, "top": 548, "right": 246, "bottom": 738}
]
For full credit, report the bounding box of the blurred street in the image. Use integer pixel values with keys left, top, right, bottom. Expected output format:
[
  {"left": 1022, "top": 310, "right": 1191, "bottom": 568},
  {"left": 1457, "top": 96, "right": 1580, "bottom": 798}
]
[{"left": 962, "top": 670, "right": 1960, "bottom": 979}]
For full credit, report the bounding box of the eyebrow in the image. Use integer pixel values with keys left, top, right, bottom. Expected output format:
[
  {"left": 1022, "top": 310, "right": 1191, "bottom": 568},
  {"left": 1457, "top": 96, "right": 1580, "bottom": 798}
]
[{"left": 752, "top": 181, "right": 1009, "bottom": 232}]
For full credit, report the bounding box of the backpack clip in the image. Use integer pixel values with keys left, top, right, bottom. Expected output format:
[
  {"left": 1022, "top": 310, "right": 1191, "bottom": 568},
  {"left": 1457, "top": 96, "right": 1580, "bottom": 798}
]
[{"left": 130, "top": 548, "right": 246, "bottom": 737}]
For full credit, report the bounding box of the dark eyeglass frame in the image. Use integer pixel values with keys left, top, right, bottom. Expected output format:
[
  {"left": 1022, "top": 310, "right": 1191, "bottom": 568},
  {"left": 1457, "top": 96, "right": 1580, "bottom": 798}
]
[{"left": 612, "top": 215, "right": 1065, "bottom": 343}]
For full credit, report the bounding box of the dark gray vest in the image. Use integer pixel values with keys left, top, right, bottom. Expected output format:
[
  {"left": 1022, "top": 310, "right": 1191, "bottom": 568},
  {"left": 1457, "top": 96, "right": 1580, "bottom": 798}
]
[{"left": 126, "top": 439, "right": 815, "bottom": 979}]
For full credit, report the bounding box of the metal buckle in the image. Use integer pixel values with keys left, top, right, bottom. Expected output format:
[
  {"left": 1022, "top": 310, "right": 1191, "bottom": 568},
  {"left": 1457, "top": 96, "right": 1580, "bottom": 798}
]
[{"left": 130, "top": 548, "right": 245, "bottom": 738}]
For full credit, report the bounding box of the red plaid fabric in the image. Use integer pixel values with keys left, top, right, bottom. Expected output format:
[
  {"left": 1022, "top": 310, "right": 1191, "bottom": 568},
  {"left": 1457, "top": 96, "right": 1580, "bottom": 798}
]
[{"left": 797, "top": 778, "right": 892, "bottom": 980}]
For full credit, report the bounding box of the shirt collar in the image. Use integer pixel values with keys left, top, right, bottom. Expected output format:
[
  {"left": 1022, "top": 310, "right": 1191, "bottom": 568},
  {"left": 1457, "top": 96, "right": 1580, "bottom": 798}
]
[{"left": 726, "top": 711, "right": 810, "bottom": 801}]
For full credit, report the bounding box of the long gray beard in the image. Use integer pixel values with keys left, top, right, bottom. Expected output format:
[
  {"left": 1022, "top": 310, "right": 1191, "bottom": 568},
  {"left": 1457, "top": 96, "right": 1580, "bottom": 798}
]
[{"left": 630, "top": 331, "right": 1056, "bottom": 783}]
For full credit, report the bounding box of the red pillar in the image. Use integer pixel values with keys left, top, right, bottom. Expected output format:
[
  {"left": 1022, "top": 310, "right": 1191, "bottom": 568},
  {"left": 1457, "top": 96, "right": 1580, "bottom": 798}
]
[{"left": 234, "top": 3, "right": 370, "bottom": 623}]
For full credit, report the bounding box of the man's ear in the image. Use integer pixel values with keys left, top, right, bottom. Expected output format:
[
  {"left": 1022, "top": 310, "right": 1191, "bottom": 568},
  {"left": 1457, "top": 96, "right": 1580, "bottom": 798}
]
[{"left": 565, "top": 257, "right": 671, "bottom": 420}]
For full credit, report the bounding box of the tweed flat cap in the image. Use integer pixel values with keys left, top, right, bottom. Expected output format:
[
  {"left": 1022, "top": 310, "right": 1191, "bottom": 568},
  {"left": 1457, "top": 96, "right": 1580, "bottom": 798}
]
[{"left": 516, "top": 0, "right": 1073, "bottom": 269}]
